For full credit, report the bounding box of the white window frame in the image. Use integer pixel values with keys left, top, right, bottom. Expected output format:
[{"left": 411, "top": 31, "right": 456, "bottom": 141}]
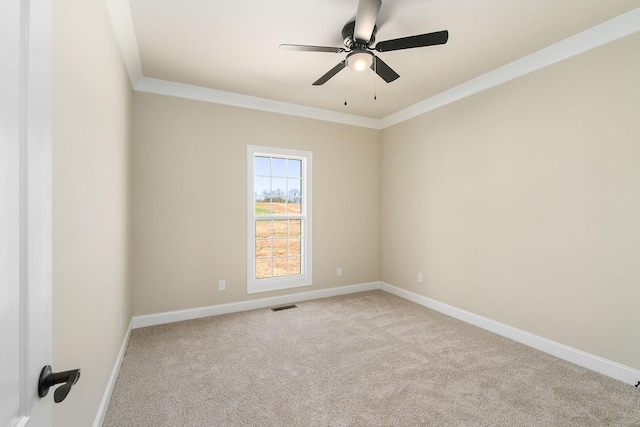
[{"left": 247, "top": 145, "right": 312, "bottom": 294}]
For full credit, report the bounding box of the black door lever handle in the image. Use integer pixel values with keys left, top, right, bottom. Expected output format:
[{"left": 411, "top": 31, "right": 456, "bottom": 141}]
[{"left": 38, "top": 365, "right": 81, "bottom": 403}]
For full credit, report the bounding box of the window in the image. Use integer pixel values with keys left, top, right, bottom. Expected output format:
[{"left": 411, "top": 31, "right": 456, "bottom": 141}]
[{"left": 247, "top": 146, "right": 312, "bottom": 294}]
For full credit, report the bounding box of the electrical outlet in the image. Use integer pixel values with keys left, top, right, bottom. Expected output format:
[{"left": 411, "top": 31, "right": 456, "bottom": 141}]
[
  {"left": 119, "top": 313, "right": 123, "bottom": 330},
  {"left": 337, "top": 267, "right": 342, "bottom": 276},
  {"left": 218, "top": 280, "right": 226, "bottom": 291},
  {"left": 418, "top": 273, "right": 424, "bottom": 283}
]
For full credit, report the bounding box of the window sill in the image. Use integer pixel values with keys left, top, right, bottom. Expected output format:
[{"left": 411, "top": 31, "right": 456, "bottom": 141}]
[{"left": 247, "top": 276, "right": 313, "bottom": 294}]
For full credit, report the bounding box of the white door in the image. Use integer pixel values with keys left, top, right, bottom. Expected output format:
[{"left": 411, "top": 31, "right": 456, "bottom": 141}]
[{"left": 1, "top": 0, "right": 53, "bottom": 426}]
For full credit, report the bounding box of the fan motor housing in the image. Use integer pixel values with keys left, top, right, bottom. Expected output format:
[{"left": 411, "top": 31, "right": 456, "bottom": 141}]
[{"left": 342, "top": 20, "right": 376, "bottom": 48}]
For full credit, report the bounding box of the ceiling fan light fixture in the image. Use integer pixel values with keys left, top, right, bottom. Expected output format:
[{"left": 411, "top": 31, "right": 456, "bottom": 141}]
[{"left": 346, "top": 50, "right": 373, "bottom": 71}]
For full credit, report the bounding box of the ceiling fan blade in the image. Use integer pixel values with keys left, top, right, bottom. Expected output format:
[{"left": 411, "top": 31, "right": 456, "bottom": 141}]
[
  {"left": 313, "top": 61, "right": 346, "bottom": 85},
  {"left": 375, "top": 30, "right": 448, "bottom": 52},
  {"left": 280, "top": 44, "right": 345, "bottom": 53},
  {"left": 370, "top": 56, "right": 399, "bottom": 83},
  {"left": 354, "top": 0, "right": 381, "bottom": 43}
]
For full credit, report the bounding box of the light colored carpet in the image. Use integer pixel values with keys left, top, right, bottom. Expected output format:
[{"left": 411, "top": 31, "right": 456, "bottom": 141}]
[{"left": 104, "top": 291, "right": 640, "bottom": 426}]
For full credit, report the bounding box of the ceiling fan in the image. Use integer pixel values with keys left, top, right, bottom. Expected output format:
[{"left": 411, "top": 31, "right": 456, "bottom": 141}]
[{"left": 280, "top": 0, "right": 448, "bottom": 86}]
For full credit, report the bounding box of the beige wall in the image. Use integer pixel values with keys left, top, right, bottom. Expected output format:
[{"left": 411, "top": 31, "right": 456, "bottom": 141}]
[
  {"left": 53, "top": 0, "right": 132, "bottom": 425},
  {"left": 381, "top": 33, "right": 640, "bottom": 370},
  {"left": 51, "top": 5, "right": 638, "bottom": 422},
  {"left": 132, "top": 93, "right": 381, "bottom": 315}
]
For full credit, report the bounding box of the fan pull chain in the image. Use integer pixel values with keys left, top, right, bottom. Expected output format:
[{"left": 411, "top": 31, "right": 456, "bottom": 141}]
[
  {"left": 374, "top": 57, "right": 377, "bottom": 100},
  {"left": 344, "top": 69, "right": 348, "bottom": 106}
]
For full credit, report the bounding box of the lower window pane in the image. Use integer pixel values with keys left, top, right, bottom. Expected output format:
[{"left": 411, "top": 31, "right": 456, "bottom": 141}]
[
  {"left": 288, "top": 238, "right": 301, "bottom": 256},
  {"left": 273, "top": 257, "right": 288, "bottom": 277},
  {"left": 273, "top": 239, "right": 287, "bottom": 257},
  {"left": 290, "top": 220, "right": 301, "bottom": 237},
  {"left": 256, "top": 221, "right": 272, "bottom": 239},
  {"left": 287, "top": 257, "right": 301, "bottom": 275},
  {"left": 256, "top": 239, "right": 272, "bottom": 258},
  {"left": 272, "top": 220, "right": 287, "bottom": 237},
  {"left": 256, "top": 259, "right": 272, "bottom": 279}
]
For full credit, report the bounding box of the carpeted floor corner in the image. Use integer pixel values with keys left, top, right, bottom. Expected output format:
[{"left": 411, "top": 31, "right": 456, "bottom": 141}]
[{"left": 104, "top": 290, "right": 640, "bottom": 426}]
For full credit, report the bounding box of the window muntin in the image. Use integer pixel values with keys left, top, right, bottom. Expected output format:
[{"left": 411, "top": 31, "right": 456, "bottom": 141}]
[{"left": 247, "top": 146, "right": 312, "bottom": 294}]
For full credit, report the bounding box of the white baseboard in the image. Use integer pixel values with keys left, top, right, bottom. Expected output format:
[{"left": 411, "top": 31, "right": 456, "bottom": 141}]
[
  {"left": 131, "top": 282, "right": 381, "bottom": 329},
  {"left": 380, "top": 282, "right": 640, "bottom": 386},
  {"left": 95, "top": 281, "right": 640, "bottom": 424},
  {"left": 93, "top": 320, "right": 132, "bottom": 427}
]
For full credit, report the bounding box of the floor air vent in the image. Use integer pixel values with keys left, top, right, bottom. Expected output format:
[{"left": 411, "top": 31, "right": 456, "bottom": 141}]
[{"left": 270, "top": 304, "right": 298, "bottom": 312}]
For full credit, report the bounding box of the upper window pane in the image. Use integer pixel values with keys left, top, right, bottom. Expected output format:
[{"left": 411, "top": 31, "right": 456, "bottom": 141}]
[
  {"left": 271, "top": 178, "right": 287, "bottom": 199},
  {"left": 287, "top": 179, "right": 301, "bottom": 199},
  {"left": 255, "top": 177, "right": 271, "bottom": 199},
  {"left": 255, "top": 156, "right": 271, "bottom": 176},
  {"left": 272, "top": 158, "right": 287, "bottom": 177},
  {"left": 253, "top": 155, "right": 304, "bottom": 217},
  {"left": 288, "top": 159, "right": 302, "bottom": 178}
]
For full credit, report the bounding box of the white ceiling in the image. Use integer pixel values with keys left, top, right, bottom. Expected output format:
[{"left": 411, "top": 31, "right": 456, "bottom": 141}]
[{"left": 122, "top": 0, "right": 640, "bottom": 121}]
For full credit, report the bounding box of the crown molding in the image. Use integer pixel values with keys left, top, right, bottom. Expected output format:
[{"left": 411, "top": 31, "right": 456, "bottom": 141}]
[
  {"left": 104, "top": 0, "right": 143, "bottom": 86},
  {"left": 380, "top": 7, "right": 640, "bottom": 128},
  {"left": 107, "top": 4, "right": 640, "bottom": 129},
  {"left": 134, "top": 78, "right": 382, "bottom": 129}
]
